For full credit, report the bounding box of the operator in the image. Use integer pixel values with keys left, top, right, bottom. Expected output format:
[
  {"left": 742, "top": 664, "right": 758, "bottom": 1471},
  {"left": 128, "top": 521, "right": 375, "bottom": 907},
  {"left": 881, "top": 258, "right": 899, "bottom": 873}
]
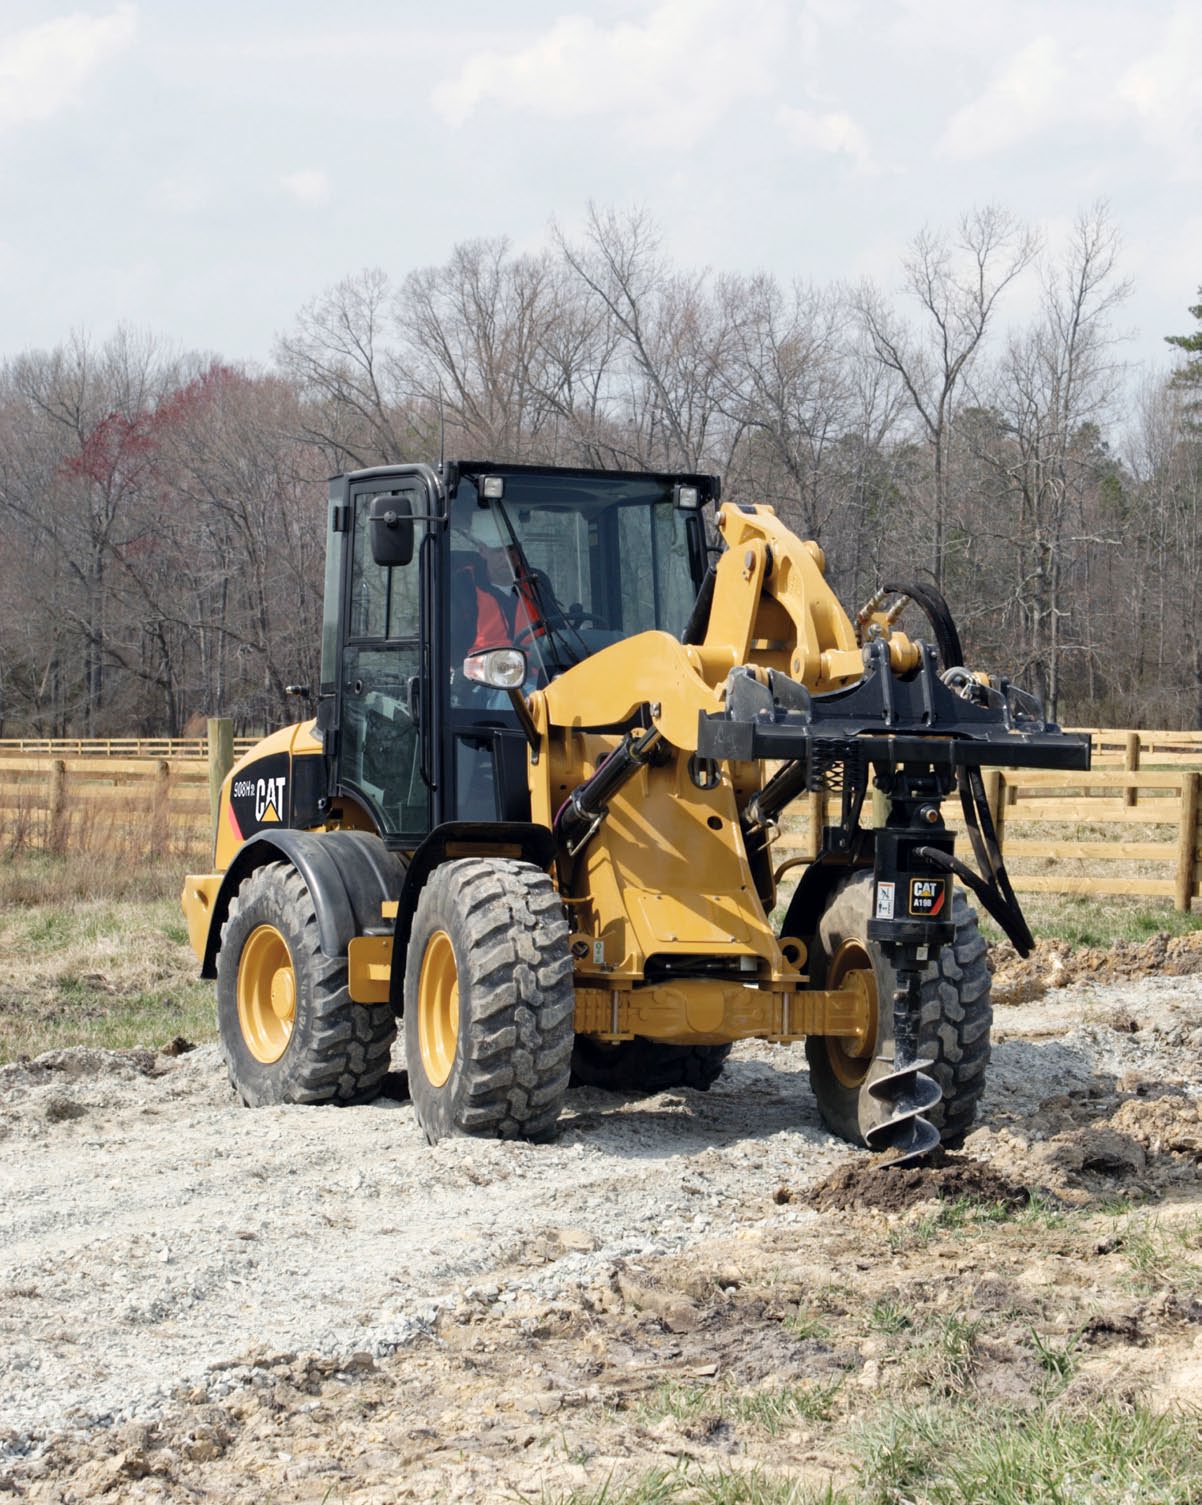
[{"left": 450, "top": 504, "right": 542, "bottom": 662}]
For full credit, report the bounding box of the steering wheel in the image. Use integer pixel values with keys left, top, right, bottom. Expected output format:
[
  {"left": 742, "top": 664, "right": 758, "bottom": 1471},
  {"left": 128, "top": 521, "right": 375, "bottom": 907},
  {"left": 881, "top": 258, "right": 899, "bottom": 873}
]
[
  {"left": 565, "top": 604, "right": 609, "bottom": 629},
  {"left": 512, "top": 623, "right": 541, "bottom": 651}
]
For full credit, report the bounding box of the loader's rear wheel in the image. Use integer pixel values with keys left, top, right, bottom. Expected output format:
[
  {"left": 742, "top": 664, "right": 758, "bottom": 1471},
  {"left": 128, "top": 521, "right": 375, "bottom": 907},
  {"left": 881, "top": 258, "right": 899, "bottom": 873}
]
[
  {"left": 404, "top": 858, "right": 574, "bottom": 1144},
  {"left": 217, "top": 862, "right": 396, "bottom": 1107},
  {"left": 569, "top": 1037, "right": 732, "bottom": 1094},
  {"left": 805, "top": 871, "right": 991, "bottom": 1148}
]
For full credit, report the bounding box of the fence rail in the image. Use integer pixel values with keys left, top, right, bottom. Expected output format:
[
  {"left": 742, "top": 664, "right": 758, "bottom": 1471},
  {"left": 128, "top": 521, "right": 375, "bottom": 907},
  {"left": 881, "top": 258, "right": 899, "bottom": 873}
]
[
  {"left": 0, "top": 754, "right": 213, "bottom": 857},
  {"left": 1067, "top": 727, "right": 1202, "bottom": 772},
  {"left": 0, "top": 736, "right": 258, "bottom": 758},
  {"left": 0, "top": 729, "right": 1199, "bottom": 910},
  {"left": 772, "top": 764, "right": 1201, "bottom": 912}
]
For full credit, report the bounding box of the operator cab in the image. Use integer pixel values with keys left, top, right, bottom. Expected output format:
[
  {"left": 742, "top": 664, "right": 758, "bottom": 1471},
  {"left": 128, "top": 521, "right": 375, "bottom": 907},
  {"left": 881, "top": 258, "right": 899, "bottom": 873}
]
[{"left": 318, "top": 461, "right": 719, "bottom": 847}]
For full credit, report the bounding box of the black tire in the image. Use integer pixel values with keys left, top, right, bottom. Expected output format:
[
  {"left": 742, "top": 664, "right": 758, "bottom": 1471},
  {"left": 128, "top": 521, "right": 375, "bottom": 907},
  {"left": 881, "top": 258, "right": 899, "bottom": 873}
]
[
  {"left": 217, "top": 861, "right": 396, "bottom": 1108},
  {"left": 404, "top": 857, "right": 574, "bottom": 1144},
  {"left": 804, "top": 871, "right": 991, "bottom": 1148},
  {"left": 569, "top": 1037, "right": 732, "bottom": 1094}
]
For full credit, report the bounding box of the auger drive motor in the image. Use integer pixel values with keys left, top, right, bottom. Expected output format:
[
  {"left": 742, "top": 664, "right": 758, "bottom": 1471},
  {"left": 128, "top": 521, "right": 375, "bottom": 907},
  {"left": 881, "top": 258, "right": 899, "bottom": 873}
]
[{"left": 182, "top": 461, "right": 1089, "bottom": 1163}]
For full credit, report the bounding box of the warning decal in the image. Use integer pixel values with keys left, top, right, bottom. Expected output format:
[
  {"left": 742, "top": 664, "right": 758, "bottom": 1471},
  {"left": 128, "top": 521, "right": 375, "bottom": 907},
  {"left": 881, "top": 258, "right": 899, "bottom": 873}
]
[{"left": 875, "top": 881, "right": 895, "bottom": 920}]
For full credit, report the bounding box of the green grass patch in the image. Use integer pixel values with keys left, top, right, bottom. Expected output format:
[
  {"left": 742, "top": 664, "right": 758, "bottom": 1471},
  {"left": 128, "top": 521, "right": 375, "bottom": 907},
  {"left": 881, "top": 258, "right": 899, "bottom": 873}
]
[
  {"left": 1026, "top": 1325, "right": 1084, "bottom": 1387},
  {"left": 868, "top": 1299, "right": 913, "bottom": 1335},
  {"left": 1118, "top": 1215, "right": 1202, "bottom": 1296},
  {"left": 887, "top": 1194, "right": 1032, "bottom": 1254},
  {"left": 982, "top": 892, "right": 1202, "bottom": 949},
  {"left": 786, "top": 1307, "right": 834, "bottom": 1341},
  {"left": 639, "top": 1378, "right": 842, "bottom": 1435},
  {"left": 0, "top": 978, "right": 214, "bottom": 1061},
  {"left": 854, "top": 1400, "right": 1202, "bottom": 1504},
  {"left": 546, "top": 1469, "right": 848, "bottom": 1505},
  {"left": 0, "top": 884, "right": 215, "bottom": 1062}
]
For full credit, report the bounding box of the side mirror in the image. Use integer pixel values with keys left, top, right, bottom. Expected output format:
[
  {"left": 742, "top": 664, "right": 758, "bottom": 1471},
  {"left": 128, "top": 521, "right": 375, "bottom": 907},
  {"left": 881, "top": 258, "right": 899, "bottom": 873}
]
[{"left": 369, "top": 492, "right": 414, "bottom": 567}]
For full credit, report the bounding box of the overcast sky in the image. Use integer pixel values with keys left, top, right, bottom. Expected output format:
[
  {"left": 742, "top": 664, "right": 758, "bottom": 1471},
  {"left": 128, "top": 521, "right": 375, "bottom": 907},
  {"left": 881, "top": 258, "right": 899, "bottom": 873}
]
[{"left": 1, "top": 0, "right": 1198, "bottom": 378}]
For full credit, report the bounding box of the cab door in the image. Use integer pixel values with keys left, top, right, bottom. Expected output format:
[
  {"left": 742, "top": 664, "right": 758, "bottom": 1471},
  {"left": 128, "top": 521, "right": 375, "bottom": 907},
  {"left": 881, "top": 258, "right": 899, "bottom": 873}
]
[{"left": 337, "top": 477, "right": 432, "bottom": 841}]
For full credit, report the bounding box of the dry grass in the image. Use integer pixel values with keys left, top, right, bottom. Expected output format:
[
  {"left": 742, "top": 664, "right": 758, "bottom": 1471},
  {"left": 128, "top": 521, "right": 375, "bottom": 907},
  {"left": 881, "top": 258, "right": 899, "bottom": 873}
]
[
  {"left": 0, "top": 854, "right": 214, "bottom": 1063},
  {"left": 0, "top": 777, "right": 208, "bottom": 877}
]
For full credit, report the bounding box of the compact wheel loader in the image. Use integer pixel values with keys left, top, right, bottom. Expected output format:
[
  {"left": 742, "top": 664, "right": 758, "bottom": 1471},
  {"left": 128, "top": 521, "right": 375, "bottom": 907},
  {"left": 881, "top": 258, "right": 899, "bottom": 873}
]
[{"left": 182, "top": 461, "right": 1089, "bottom": 1163}]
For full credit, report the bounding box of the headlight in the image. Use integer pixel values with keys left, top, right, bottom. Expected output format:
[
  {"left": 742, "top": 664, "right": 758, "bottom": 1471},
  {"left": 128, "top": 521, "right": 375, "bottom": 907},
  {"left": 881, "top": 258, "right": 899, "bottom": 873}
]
[{"left": 463, "top": 647, "right": 527, "bottom": 689}]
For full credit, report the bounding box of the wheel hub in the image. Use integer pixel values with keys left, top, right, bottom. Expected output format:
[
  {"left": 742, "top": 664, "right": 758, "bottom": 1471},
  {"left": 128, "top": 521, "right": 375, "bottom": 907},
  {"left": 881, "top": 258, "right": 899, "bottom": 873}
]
[
  {"left": 418, "top": 929, "right": 460, "bottom": 1088},
  {"left": 270, "top": 967, "right": 296, "bottom": 1021},
  {"left": 825, "top": 939, "right": 878, "bottom": 1088},
  {"left": 237, "top": 924, "right": 296, "bottom": 1064}
]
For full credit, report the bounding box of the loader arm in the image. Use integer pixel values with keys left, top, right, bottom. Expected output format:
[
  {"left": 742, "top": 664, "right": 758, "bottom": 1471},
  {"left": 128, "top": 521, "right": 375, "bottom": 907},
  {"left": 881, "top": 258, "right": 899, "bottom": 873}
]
[
  {"left": 528, "top": 502, "right": 921, "bottom": 755},
  {"left": 521, "top": 497, "right": 1088, "bottom": 1166}
]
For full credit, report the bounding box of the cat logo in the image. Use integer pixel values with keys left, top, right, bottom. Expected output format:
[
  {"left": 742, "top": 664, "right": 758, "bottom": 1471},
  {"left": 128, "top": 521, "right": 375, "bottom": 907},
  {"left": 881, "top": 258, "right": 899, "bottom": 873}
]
[
  {"left": 908, "top": 877, "right": 946, "bottom": 917},
  {"left": 255, "top": 775, "right": 286, "bottom": 824}
]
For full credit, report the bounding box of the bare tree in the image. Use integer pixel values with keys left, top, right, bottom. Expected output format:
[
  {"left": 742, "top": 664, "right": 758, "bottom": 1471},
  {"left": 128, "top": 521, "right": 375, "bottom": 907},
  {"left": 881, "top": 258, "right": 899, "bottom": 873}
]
[
  {"left": 856, "top": 207, "right": 1038, "bottom": 588},
  {"left": 276, "top": 269, "right": 422, "bottom": 469},
  {"left": 399, "top": 239, "right": 566, "bottom": 460},
  {"left": 0, "top": 331, "right": 181, "bottom": 732},
  {"left": 555, "top": 205, "right": 742, "bottom": 473},
  {"left": 988, "top": 204, "right": 1130, "bottom": 717},
  {"left": 719, "top": 276, "right": 853, "bottom": 538}
]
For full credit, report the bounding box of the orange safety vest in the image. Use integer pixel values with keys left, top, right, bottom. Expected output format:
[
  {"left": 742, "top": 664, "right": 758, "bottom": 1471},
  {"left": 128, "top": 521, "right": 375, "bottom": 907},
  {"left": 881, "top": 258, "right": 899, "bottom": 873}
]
[
  {"left": 471, "top": 586, "right": 512, "bottom": 653},
  {"left": 513, "top": 575, "right": 544, "bottom": 637}
]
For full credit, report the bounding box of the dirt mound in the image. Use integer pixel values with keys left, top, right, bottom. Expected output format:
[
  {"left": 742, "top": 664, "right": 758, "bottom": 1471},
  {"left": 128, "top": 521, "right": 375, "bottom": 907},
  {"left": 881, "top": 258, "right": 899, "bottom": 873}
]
[
  {"left": 800, "top": 1152, "right": 1031, "bottom": 1214},
  {"left": 968, "top": 1092, "right": 1202, "bottom": 1201},
  {"left": 1109, "top": 1094, "right": 1202, "bottom": 1158},
  {"left": 992, "top": 931, "right": 1202, "bottom": 1004},
  {"left": 0, "top": 1043, "right": 173, "bottom": 1091}
]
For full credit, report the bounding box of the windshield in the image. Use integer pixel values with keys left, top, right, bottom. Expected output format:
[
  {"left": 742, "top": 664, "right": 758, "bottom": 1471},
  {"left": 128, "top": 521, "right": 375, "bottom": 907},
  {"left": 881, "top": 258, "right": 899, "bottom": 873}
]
[{"left": 447, "top": 471, "right": 701, "bottom": 680}]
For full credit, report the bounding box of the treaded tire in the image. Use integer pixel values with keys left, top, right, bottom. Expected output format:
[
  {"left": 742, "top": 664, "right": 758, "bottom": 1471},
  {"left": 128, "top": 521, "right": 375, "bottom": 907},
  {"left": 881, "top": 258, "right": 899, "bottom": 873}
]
[
  {"left": 569, "top": 1037, "right": 731, "bottom": 1094},
  {"left": 404, "top": 857, "right": 574, "bottom": 1144},
  {"left": 217, "top": 861, "right": 396, "bottom": 1108},
  {"left": 804, "top": 871, "right": 991, "bottom": 1148}
]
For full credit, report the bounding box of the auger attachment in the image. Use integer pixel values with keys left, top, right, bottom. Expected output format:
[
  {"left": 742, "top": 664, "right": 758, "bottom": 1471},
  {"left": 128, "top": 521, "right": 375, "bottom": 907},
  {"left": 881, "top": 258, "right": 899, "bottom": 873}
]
[
  {"left": 863, "top": 768, "right": 960, "bottom": 1166},
  {"left": 865, "top": 966, "right": 942, "bottom": 1165}
]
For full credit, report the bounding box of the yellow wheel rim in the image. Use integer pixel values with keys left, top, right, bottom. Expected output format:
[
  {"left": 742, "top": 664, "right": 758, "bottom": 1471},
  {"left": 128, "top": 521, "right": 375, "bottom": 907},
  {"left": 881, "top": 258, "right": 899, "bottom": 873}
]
[
  {"left": 237, "top": 924, "right": 296, "bottom": 1064},
  {"left": 825, "top": 939, "right": 878, "bottom": 1089},
  {"left": 418, "top": 929, "right": 460, "bottom": 1088}
]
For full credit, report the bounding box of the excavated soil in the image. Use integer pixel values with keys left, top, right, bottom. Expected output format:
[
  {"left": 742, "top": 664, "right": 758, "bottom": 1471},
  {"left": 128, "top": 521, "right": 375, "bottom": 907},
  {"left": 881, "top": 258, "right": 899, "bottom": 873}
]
[
  {"left": 2, "top": 945, "right": 1202, "bottom": 1502},
  {"left": 991, "top": 929, "right": 1202, "bottom": 1004},
  {"left": 800, "top": 1152, "right": 1031, "bottom": 1214}
]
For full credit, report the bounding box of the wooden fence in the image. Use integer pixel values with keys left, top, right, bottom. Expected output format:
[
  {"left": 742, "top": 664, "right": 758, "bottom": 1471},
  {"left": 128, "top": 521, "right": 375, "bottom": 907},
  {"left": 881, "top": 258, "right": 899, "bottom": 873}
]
[
  {"left": 0, "top": 736, "right": 258, "bottom": 759},
  {"left": 1068, "top": 727, "right": 1202, "bottom": 771},
  {"left": 0, "top": 729, "right": 1199, "bottom": 909},
  {"left": 0, "top": 754, "right": 213, "bottom": 857},
  {"left": 777, "top": 766, "right": 1201, "bottom": 911}
]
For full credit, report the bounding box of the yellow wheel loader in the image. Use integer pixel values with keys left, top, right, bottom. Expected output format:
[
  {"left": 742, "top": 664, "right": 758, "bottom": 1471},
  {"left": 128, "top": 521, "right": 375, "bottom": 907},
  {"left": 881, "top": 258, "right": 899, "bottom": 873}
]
[{"left": 182, "top": 461, "right": 1089, "bottom": 1163}]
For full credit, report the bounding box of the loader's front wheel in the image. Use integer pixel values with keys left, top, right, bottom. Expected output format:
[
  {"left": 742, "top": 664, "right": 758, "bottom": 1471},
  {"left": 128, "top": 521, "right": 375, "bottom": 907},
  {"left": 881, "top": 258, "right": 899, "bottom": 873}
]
[
  {"left": 805, "top": 871, "right": 991, "bottom": 1148},
  {"left": 217, "top": 862, "right": 396, "bottom": 1107},
  {"left": 404, "top": 858, "right": 574, "bottom": 1144}
]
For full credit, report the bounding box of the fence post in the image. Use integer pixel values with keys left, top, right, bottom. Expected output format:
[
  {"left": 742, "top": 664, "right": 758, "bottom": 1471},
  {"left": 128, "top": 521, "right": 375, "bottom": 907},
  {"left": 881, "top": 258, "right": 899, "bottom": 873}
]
[
  {"left": 152, "top": 758, "right": 171, "bottom": 852},
  {"left": 983, "top": 769, "right": 1006, "bottom": 854},
  {"left": 47, "top": 758, "right": 66, "bottom": 853},
  {"left": 1176, "top": 770, "right": 1200, "bottom": 913},
  {"left": 207, "top": 718, "right": 234, "bottom": 837},
  {"left": 806, "top": 789, "right": 827, "bottom": 862},
  {"left": 1124, "top": 732, "right": 1141, "bottom": 808}
]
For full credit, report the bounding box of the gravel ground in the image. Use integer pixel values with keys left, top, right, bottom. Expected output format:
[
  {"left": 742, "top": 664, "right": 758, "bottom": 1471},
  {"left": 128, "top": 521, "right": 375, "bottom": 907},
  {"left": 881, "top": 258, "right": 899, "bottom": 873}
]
[
  {"left": 2, "top": 962, "right": 1201, "bottom": 1483},
  {"left": 0, "top": 1039, "right": 850, "bottom": 1451}
]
